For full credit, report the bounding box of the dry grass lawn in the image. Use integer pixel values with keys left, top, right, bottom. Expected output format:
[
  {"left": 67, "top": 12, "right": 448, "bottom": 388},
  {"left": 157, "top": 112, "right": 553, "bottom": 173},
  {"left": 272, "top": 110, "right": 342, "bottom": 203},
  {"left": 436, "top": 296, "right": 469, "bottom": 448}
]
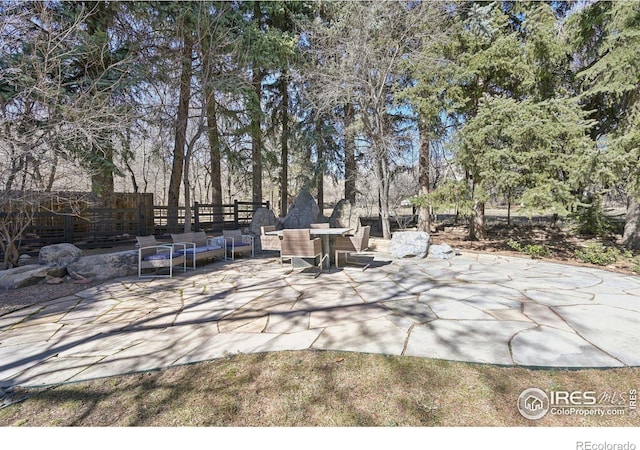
[{"left": 1, "top": 351, "right": 638, "bottom": 427}]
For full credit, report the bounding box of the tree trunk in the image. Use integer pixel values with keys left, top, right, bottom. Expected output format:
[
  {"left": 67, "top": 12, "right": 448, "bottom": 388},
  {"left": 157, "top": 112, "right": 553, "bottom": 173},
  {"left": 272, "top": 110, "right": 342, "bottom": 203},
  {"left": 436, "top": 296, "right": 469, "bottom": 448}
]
[
  {"left": 470, "top": 200, "right": 486, "bottom": 240},
  {"left": 168, "top": 32, "right": 192, "bottom": 233},
  {"left": 122, "top": 131, "right": 139, "bottom": 193},
  {"left": 251, "top": 1, "right": 263, "bottom": 205},
  {"left": 206, "top": 96, "right": 223, "bottom": 217},
  {"left": 251, "top": 71, "right": 263, "bottom": 204},
  {"left": 317, "top": 128, "right": 324, "bottom": 214},
  {"left": 417, "top": 121, "right": 430, "bottom": 233},
  {"left": 183, "top": 151, "right": 192, "bottom": 233},
  {"left": 201, "top": 31, "right": 223, "bottom": 227},
  {"left": 90, "top": 141, "right": 114, "bottom": 203},
  {"left": 374, "top": 149, "right": 392, "bottom": 240},
  {"left": 344, "top": 102, "right": 357, "bottom": 203},
  {"left": 622, "top": 192, "right": 640, "bottom": 250},
  {"left": 45, "top": 154, "right": 58, "bottom": 192},
  {"left": 280, "top": 73, "right": 289, "bottom": 216},
  {"left": 85, "top": 3, "right": 116, "bottom": 203}
]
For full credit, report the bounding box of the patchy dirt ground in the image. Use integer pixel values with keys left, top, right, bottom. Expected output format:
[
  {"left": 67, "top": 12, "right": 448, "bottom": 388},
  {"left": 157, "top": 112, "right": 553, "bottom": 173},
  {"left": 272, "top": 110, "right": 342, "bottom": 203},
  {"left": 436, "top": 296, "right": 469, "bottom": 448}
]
[
  {"left": 0, "top": 246, "right": 124, "bottom": 316},
  {"left": 429, "top": 221, "right": 640, "bottom": 275},
  {"left": 0, "top": 279, "right": 103, "bottom": 316}
]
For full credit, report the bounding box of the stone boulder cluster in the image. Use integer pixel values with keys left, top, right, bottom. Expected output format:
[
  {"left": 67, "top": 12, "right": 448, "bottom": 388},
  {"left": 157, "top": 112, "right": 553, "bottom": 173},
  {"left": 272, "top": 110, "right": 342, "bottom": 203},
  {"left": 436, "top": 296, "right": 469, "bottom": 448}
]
[
  {"left": 0, "top": 243, "right": 137, "bottom": 290},
  {"left": 252, "top": 193, "right": 362, "bottom": 233}
]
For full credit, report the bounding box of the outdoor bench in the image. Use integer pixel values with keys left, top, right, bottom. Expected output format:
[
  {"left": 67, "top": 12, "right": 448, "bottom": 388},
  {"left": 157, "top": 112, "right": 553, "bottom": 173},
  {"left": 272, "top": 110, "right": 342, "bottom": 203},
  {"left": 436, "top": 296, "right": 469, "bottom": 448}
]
[{"left": 170, "top": 231, "right": 226, "bottom": 269}]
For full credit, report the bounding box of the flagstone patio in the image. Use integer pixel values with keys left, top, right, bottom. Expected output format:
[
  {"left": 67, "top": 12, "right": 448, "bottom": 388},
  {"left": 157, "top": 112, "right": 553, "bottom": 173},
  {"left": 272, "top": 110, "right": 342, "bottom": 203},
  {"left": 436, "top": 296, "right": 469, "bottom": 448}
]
[{"left": 1, "top": 250, "right": 639, "bottom": 390}]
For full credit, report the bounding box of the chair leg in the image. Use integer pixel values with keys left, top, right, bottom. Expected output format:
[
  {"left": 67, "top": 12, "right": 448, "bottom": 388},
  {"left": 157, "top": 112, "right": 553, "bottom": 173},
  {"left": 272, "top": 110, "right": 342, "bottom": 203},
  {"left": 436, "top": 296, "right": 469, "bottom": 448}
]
[{"left": 337, "top": 250, "right": 369, "bottom": 271}]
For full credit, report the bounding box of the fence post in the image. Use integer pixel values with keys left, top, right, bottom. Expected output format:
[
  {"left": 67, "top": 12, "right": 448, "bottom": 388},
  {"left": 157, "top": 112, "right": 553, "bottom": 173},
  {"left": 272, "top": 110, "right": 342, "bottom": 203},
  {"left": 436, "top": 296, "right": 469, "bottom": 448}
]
[
  {"left": 234, "top": 200, "right": 239, "bottom": 229},
  {"left": 194, "top": 201, "right": 200, "bottom": 232},
  {"left": 64, "top": 209, "right": 73, "bottom": 243},
  {"left": 138, "top": 207, "right": 146, "bottom": 236}
]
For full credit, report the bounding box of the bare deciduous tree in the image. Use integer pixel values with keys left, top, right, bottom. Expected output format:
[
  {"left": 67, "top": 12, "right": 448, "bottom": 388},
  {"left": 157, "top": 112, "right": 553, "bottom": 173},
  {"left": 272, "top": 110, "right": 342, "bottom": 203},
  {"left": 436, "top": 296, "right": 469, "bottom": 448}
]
[
  {"left": 0, "top": 3, "right": 136, "bottom": 266},
  {"left": 300, "top": 1, "right": 445, "bottom": 238}
]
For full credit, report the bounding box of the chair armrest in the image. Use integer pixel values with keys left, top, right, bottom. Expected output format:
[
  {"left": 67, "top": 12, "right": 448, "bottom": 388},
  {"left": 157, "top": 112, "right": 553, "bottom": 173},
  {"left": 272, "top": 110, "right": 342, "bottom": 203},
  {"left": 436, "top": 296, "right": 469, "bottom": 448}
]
[
  {"left": 207, "top": 236, "right": 226, "bottom": 247},
  {"left": 312, "top": 237, "right": 322, "bottom": 254},
  {"left": 171, "top": 242, "right": 191, "bottom": 252},
  {"left": 139, "top": 244, "right": 173, "bottom": 254}
]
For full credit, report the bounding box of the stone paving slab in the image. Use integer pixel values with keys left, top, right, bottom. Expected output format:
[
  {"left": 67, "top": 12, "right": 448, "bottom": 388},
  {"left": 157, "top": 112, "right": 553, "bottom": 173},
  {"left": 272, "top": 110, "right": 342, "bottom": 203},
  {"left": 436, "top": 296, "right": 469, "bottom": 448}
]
[
  {"left": 522, "top": 303, "right": 574, "bottom": 332},
  {"left": 309, "top": 303, "right": 391, "bottom": 329},
  {"left": 511, "top": 326, "right": 624, "bottom": 368},
  {"left": 405, "top": 320, "right": 537, "bottom": 365},
  {"left": 380, "top": 298, "right": 437, "bottom": 324},
  {"left": 265, "top": 310, "right": 310, "bottom": 333},
  {"left": 0, "top": 341, "right": 61, "bottom": 386},
  {"left": 587, "top": 293, "right": 640, "bottom": 311},
  {"left": 1, "top": 251, "right": 640, "bottom": 389},
  {"left": 427, "top": 299, "right": 496, "bottom": 320},
  {"left": 11, "top": 355, "right": 105, "bottom": 388},
  {"left": 312, "top": 317, "right": 407, "bottom": 355},
  {"left": 0, "top": 323, "right": 63, "bottom": 346},
  {"left": 462, "top": 295, "right": 522, "bottom": 310},
  {"left": 69, "top": 325, "right": 217, "bottom": 382},
  {"left": 553, "top": 304, "right": 640, "bottom": 366}
]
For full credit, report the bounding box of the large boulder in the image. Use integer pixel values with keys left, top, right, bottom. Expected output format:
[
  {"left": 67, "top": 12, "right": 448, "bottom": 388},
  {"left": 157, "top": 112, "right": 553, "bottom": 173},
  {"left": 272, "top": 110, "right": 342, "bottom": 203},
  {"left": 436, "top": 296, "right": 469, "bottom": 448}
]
[
  {"left": 0, "top": 265, "right": 67, "bottom": 290},
  {"left": 329, "top": 199, "right": 361, "bottom": 231},
  {"left": 428, "top": 243, "right": 457, "bottom": 260},
  {"left": 390, "top": 231, "right": 430, "bottom": 259},
  {"left": 66, "top": 250, "right": 138, "bottom": 281},
  {"left": 38, "top": 243, "right": 83, "bottom": 267},
  {"left": 249, "top": 207, "right": 277, "bottom": 235},
  {"left": 282, "top": 190, "right": 324, "bottom": 229}
]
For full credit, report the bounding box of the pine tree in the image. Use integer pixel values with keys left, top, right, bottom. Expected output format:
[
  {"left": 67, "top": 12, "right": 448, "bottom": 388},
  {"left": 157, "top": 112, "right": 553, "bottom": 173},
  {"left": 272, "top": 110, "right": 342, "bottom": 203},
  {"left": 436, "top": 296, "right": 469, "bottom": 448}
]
[{"left": 569, "top": 1, "right": 640, "bottom": 248}]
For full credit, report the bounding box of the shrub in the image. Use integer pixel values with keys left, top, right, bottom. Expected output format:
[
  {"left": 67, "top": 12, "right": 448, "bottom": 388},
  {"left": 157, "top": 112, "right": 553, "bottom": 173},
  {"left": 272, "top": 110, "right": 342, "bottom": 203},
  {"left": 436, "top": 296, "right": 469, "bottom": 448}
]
[
  {"left": 524, "top": 244, "right": 550, "bottom": 259},
  {"left": 571, "top": 195, "right": 616, "bottom": 237},
  {"left": 574, "top": 243, "right": 624, "bottom": 266},
  {"left": 507, "top": 239, "right": 523, "bottom": 252},
  {"left": 506, "top": 239, "right": 549, "bottom": 258}
]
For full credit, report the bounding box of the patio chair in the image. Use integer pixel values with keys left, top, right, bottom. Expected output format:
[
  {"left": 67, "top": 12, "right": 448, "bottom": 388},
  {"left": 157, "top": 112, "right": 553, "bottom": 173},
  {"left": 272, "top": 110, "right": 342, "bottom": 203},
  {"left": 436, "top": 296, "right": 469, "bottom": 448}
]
[
  {"left": 260, "top": 225, "right": 281, "bottom": 252},
  {"left": 309, "top": 223, "right": 330, "bottom": 229},
  {"left": 334, "top": 225, "right": 371, "bottom": 270},
  {"left": 280, "top": 228, "right": 327, "bottom": 276},
  {"left": 136, "top": 235, "right": 186, "bottom": 278},
  {"left": 222, "top": 229, "right": 255, "bottom": 260}
]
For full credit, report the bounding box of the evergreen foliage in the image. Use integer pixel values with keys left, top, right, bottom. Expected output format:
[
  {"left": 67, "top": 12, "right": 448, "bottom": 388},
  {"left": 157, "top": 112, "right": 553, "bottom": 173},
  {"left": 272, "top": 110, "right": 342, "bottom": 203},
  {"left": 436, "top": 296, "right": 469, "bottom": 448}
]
[{"left": 2, "top": 1, "right": 640, "bottom": 250}]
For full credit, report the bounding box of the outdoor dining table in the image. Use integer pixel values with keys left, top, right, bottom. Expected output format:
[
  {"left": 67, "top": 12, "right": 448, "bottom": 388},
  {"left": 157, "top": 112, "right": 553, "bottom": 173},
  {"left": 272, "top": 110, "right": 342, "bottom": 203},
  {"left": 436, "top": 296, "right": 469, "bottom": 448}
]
[{"left": 265, "top": 227, "right": 354, "bottom": 269}]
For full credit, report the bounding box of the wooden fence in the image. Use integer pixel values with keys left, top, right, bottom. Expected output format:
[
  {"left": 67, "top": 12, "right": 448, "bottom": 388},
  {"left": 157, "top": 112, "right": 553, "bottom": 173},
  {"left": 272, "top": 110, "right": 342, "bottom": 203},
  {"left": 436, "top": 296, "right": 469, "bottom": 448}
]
[
  {"left": 152, "top": 200, "right": 270, "bottom": 237},
  {"left": 4, "top": 198, "right": 269, "bottom": 252}
]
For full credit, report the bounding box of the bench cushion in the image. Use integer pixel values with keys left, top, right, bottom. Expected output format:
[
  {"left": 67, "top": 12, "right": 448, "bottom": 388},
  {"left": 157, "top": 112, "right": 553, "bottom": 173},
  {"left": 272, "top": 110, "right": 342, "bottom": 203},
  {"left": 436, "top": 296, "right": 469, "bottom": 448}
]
[
  {"left": 144, "top": 252, "right": 182, "bottom": 261},
  {"left": 180, "top": 244, "right": 223, "bottom": 255},
  {"left": 226, "top": 242, "right": 251, "bottom": 247}
]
